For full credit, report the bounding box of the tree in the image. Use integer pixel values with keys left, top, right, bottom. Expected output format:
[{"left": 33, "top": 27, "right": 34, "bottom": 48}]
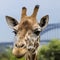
[{"left": 38, "top": 39, "right": 60, "bottom": 60}]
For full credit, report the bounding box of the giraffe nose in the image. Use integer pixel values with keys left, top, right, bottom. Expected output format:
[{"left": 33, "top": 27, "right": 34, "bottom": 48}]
[{"left": 15, "top": 43, "right": 25, "bottom": 48}]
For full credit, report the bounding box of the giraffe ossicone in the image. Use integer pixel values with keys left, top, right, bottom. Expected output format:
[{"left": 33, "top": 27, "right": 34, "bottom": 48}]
[{"left": 6, "top": 5, "right": 49, "bottom": 60}]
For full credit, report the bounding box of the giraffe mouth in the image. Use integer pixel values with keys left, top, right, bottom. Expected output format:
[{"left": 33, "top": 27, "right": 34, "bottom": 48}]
[
  {"left": 12, "top": 47, "right": 27, "bottom": 58},
  {"left": 15, "top": 53, "right": 25, "bottom": 58}
]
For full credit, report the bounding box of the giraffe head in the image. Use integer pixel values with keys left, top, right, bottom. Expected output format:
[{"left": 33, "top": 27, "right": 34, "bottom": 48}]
[{"left": 6, "top": 5, "right": 49, "bottom": 58}]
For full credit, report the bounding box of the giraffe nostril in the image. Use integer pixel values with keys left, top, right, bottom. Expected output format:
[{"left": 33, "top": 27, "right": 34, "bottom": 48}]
[
  {"left": 15, "top": 44, "right": 18, "bottom": 47},
  {"left": 20, "top": 44, "right": 25, "bottom": 48},
  {"left": 15, "top": 43, "right": 25, "bottom": 48}
]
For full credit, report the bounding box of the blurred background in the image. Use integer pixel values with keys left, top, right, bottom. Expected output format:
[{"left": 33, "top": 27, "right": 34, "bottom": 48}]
[{"left": 0, "top": 0, "right": 60, "bottom": 60}]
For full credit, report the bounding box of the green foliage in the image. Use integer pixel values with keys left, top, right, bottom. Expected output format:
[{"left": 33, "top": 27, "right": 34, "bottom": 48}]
[{"left": 38, "top": 39, "right": 60, "bottom": 60}]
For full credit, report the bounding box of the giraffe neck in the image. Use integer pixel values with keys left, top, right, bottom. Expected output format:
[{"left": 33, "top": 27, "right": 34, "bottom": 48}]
[
  {"left": 25, "top": 52, "right": 38, "bottom": 60},
  {"left": 25, "top": 34, "right": 40, "bottom": 60}
]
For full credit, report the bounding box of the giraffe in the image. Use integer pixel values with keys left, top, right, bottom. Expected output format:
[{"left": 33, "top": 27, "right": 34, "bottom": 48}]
[{"left": 5, "top": 5, "right": 49, "bottom": 60}]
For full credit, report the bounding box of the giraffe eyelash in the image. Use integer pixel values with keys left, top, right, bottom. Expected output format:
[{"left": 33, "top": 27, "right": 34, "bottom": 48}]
[{"left": 13, "top": 30, "right": 17, "bottom": 35}]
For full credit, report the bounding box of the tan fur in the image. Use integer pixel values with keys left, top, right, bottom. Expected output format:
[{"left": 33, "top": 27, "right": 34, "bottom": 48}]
[{"left": 6, "top": 5, "right": 49, "bottom": 60}]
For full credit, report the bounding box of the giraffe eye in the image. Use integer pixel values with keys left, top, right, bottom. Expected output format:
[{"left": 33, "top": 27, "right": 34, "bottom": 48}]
[
  {"left": 34, "top": 28, "right": 40, "bottom": 35},
  {"left": 13, "top": 30, "right": 17, "bottom": 35}
]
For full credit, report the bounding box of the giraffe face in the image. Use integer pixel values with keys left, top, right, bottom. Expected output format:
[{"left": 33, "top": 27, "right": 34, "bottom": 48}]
[
  {"left": 6, "top": 5, "right": 49, "bottom": 58},
  {"left": 12, "top": 17, "right": 41, "bottom": 58}
]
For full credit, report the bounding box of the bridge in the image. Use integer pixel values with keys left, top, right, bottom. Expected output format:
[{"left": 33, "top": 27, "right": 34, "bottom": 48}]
[
  {"left": 40, "top": 23, "right": 60, "bottom": 43},
  {"left": 40, "top": 23, "right": 60, "bottom": 35}
]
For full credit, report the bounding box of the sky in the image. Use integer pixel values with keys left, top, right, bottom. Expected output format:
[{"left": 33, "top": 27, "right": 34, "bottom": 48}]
[{"left": 0, "top": 0, "right": 60, "bottom": 42}]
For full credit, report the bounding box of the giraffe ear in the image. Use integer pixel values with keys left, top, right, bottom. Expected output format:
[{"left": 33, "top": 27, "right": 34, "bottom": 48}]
[
  {"left": 5, "top": 16, "right": 18, "bottom": 29},
  {"left": 39, "top": 15, "right": 49, "bottom": 30}
]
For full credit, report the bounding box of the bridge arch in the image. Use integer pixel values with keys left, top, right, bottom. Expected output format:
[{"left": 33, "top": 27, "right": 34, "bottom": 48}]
[{"left": 40, "top": 23, "right": 60, "bottom": 35}]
